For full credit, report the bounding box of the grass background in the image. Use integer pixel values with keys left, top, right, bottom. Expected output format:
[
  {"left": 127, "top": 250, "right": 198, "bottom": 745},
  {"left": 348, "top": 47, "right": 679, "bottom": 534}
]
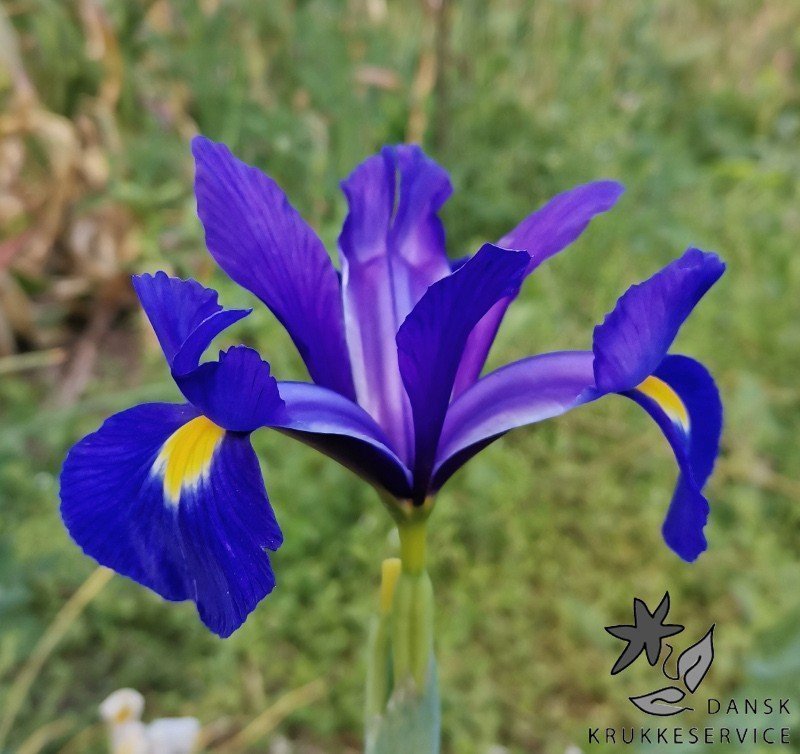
[{"left": 1, "top": 1, "right": 799, "bottom": 752}]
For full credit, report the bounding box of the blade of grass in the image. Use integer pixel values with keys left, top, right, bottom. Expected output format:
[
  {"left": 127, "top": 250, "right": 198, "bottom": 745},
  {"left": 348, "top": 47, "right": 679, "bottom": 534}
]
[
  {"left": 55, "top": 723, "right": 104, "bottom": 754},
  {"left": 16, "top": 718, "right": 74, "bottom": 754},
  {"left": 0, "top": 567, "right": 114, "bottom": 750},
  {"left": 208, "top": 679, "right": 327, "bottom": 753},
  {"left": 0, "top": 348, "right": 67, "bottom": 375}
]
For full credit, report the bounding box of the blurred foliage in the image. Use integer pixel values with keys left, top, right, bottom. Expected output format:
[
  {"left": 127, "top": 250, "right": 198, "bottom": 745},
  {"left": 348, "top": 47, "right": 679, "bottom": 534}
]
[{"left": 1, "top": 0, "right": 800, "bottom": 752}]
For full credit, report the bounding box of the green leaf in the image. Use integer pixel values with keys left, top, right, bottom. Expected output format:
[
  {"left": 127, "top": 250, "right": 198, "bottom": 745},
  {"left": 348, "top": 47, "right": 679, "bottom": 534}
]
[{"left": 365, "top": 658, "right": 440, "bottom": 754}]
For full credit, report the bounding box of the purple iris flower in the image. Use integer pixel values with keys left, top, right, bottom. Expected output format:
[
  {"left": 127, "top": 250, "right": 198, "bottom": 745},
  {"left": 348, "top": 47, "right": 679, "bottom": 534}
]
[{"left": 60, "top": 137, "right": 724, "bottom": 637}]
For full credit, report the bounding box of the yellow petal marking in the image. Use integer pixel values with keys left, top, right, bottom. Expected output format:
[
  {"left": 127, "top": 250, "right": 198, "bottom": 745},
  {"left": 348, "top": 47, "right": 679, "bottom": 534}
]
[
  {"left": 636, "top": 375, "right": 690, "bottom": 431},
  {"left": 155, "top": 416, "right": 225, "bottom": 504}
]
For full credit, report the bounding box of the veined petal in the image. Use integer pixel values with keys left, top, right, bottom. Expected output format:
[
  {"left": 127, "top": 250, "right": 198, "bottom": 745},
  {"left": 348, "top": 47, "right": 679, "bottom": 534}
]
[
  {"left": 61, "top": 404, "right": 199, "bottom": 603},
  {"left": 498, "top": 180, "right": 625, "bottom": 266},
  {"left": 434, "top": 351, "right": 722, "bottom": 561},
  {"left": 192, "top": 136, "right": 355, "bottom": 398},
  {"left": 433, "top": 351, "right": 596, "bottom": 489},
  {"left": 273, "top": 382, "right": 413, "bottom": 499},
  {"left": 389, "top": 145, "right": 453, "bottom": 296},
  {"left": 434, "top": 250, "right": 723, "bottom": 559},
  {"left": 176, "top": 346, "right": 286, "bottom": 433},
  {"left": 60, "top": 403, "right": 281, "bottom": 637},
  {"left": 134, "top": 274, "right": 285, "bottom": 433},
  {"left": 453, "top": 180, "right": 624, "bottom": 396},
  {"left": 177, "top": 431, "right": 281, "bottom": 636},
  {"left": 397, "top": 244, "right": 529, "bottom": 498},
  {"left": 624, "top": 355, "right": 722, "bottom": 561},
  {"left": 338, "top": 145, "right": 452, "bottom": 460},
  {"left": 593, "top": 248, "right": 725, "bottom": 393},
  {"left": 132, "top": 272, "right": 250, "bottom": 374}
]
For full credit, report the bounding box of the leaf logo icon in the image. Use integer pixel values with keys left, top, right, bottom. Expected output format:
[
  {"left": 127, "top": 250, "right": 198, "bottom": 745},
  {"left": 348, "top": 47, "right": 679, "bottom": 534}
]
[
  {"left": 629, "top": 687, "right": 691, "bottom": 716},
  {"left": 608, "top": 595, "right": 717, "bottom": 717},
  {"left": 677, "top": 624, "right": 715, "bottom": 693}
]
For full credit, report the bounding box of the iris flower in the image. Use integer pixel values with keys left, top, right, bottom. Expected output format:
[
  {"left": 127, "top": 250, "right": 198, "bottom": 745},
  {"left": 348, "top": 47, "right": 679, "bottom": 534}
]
[{"left": 60, "top": 138, "right": 724, "bottom": 637}]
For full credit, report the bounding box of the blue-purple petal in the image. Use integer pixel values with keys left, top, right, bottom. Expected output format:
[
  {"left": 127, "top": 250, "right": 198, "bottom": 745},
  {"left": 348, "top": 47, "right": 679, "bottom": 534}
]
[
  {"left": 61, "top": 403, "right": 199, "bottom": 602},
  {"left": 60, "top": 402, "right": 282, "bottom": 637},
  {"left": 389, "top": 145, "right": 453, "bottom": 289},
  {"left": 132, "top": 272, "right": 250, "bottom": 374},
  {"left": 497, "top": 180, "right": 625, "bottom": 267},
  {"left": 133, "top": 274, "right": 286, "bottom": 433},
  {"left": 177, "top": 431, "right": 282, "bottom": 636},
  {"left": 436, "top": 344, "right": 721, "bottom": 560},
  {"left": 338, "top": 145, "right": 452, "bottom": 461},
  {"left": 176, "top": 346, "right": 287, "bottom": 433},
  {"left": 397, "top": 243, "right": 529, "bottom": 498},
  {"left": 192, "top": 136, "right": 355, "bottom": 398},
  {"left": 593, "top": 248, "right": 725, "bottom": 394},
  {"left": 453, "top": 180, "right": 624, "bottom": 397},
  {"left": 273, "top": 382, "right": 413, "bottom": 498},
  {"left": 433, "top": 351, "right": 596, "bottom": 489},
  {"left": 624, "top": 355, "right": 723, "bottom": 561}
]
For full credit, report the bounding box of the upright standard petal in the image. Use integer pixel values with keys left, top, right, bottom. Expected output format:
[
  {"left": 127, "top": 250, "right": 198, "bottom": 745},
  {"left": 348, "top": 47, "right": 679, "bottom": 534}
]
[
  {"left": 132, "top": 272, "right": 250, "bottom": 374},
  {"left": 192, "top": 136, "right": 355, "bottom": 398},
  {"left": 397, "top": 244, "right": 529, "bottom": 498},
  {"left": 60, "top": 403, "right": 282, "bottom": 637},
  {"left": 592, "top": 248, "right": 725, "bottom": 393},
  {"left": 497, "top": 181, "right": 625, "bottom": 266},
  {"left": 452, "top": 180, "right": 624, "bottom": 396},
  {"left": 338, "top": 145, "right": 452, "bottom": 461},
  {"left": 273, "top": 382, "right": 413, "bottom": 499}
]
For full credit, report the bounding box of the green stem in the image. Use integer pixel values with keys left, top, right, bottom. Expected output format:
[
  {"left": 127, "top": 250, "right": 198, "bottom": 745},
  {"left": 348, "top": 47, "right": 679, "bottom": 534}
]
[
  {"left": 393, "top": 521, "right": 434, "bottom": 688},
  {"left": 398, "top": 520, "right": 427, "bottom": 575},
  {"left": 365, "top": 518, "right": 440, "bottom": 753}
]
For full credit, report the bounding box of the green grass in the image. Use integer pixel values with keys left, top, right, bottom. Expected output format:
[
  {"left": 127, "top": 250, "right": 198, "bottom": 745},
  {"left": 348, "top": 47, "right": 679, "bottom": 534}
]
[{"left": 2, "top": 1, "right": 800, "bottom": 752}]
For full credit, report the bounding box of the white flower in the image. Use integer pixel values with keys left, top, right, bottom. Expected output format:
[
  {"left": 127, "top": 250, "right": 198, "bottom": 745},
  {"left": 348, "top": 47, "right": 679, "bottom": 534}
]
[
  {"left": 100, "top": 689, "right": 201, "bottom": 754},
  {"left": 109, "top": 721, "right": 149, "bottom": 754},
  {"left": 100, "top": 689, "right": 145, "bottom": 726},
  {"left": 146, "top": 718, "right": 202, "bottom": 754}
]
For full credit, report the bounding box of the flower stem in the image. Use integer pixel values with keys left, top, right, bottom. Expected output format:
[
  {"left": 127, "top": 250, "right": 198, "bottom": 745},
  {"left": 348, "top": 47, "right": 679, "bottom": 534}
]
[
  {"left": 393, "top": 521, "right": 433, "bottom": 688},
  {"left": 365, "top": 520, "right": 440, "bottom": 753},
  {"left": 398, "top": 520, "right": 427, "bottom": 575}
]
